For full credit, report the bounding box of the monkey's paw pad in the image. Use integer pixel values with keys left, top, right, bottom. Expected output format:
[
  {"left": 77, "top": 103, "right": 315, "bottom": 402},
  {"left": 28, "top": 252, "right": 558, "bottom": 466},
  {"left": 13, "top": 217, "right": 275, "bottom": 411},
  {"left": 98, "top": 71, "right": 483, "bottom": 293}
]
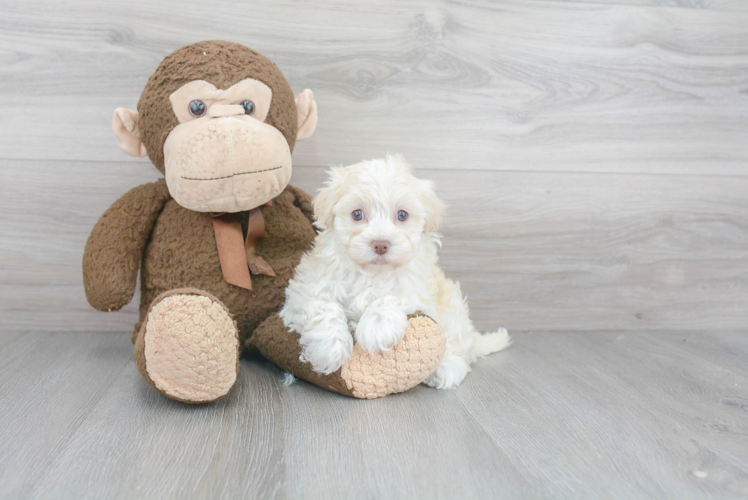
[
  {"left": 143, "top": 293, "right": 238, "bottom": 402},
  {"left": 340, "top": 315, "right": 446, "bottom": 399}
]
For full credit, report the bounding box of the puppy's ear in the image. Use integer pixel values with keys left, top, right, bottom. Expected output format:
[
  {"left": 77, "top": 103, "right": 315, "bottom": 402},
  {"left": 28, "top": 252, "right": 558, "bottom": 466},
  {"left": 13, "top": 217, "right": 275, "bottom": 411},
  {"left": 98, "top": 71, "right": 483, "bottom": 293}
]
[
  {"left": 313, "top": 167, "right": 344, "bottom": 230},
  {"left": 419, "top": 179, "right": 445, "bottom": 233}
]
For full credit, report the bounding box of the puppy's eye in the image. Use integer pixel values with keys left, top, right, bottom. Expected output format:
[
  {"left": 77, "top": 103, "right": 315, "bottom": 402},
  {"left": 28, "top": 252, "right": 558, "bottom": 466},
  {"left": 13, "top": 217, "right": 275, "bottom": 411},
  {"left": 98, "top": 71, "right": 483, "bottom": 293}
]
[
  {"left": 352, "top": 209, "right": 364, "bottom": 221},
  {"left": 189, "top": 100, "right": 207, "bottom": 118},
  {"left": 397, "top": 210, "right": 408, "bottom": 222}
]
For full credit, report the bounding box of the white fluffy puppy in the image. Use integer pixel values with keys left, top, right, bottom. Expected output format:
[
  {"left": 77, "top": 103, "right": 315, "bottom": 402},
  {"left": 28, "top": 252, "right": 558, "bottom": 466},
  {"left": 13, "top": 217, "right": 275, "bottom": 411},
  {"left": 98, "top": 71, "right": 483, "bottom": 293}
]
[{"left": 280, "top": 155, "right": 510, "bottom": 389}]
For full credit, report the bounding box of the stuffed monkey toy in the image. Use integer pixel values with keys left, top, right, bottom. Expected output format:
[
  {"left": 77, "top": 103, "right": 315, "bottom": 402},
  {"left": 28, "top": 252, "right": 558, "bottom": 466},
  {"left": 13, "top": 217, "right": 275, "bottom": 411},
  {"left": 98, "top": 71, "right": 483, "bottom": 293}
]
[{"left": 83, "top": 41, "right": 445, "bottom": 403}]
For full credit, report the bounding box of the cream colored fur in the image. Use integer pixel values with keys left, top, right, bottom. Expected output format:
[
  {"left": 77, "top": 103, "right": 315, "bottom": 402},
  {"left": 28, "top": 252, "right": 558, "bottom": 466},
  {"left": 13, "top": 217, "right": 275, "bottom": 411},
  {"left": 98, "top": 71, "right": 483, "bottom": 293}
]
[{"left": 280, "top": 155, "right": 510, "bottom": 389}]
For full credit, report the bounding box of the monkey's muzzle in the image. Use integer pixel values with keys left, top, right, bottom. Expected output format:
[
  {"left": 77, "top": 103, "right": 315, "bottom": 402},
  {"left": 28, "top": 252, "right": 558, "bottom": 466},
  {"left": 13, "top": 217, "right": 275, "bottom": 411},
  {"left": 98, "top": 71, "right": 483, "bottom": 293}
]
[{"left": 163, "top": 115, "right": 292, "bottom": 213}]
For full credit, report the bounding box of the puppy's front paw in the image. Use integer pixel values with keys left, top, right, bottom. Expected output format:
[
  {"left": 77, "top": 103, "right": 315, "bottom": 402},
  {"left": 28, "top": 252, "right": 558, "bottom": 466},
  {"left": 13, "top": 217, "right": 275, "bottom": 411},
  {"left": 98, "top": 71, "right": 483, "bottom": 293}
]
[
  {"left": 299, "top": 326, "right": 354, "bottom": 375},
  {"left": 355, "top": 308, "right": 408, "bottom": 355},
  {"left": 423, "top": 354, "right": 471, "bottom": 389}
]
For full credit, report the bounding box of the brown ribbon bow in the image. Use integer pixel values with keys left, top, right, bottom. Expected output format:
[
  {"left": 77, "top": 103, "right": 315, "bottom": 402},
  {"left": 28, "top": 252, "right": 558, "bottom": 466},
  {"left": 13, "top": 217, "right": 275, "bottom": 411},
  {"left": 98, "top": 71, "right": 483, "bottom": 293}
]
[{"left": 211, "top": 201, "right": 276, "bottom": 290}]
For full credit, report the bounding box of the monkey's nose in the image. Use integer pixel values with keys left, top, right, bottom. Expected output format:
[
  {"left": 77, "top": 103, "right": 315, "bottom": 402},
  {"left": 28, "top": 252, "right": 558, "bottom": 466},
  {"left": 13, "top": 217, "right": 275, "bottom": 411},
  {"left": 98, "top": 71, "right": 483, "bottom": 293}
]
[
  {"left": 371, "top": 240, "right": 390, "bottom": 255},
  {"left": 209, "top": 104, "right": 245, "bottom": 117}
]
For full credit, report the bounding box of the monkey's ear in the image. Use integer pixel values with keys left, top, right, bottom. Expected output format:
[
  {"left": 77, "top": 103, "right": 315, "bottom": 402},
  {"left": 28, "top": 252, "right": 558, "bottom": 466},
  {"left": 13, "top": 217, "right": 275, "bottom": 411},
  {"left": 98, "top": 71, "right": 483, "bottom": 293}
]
[
  {"left": 295, "top": 89, "right": 318, "bottom": 141},
  {"left": 112, "top": 108, "right": 148, "bottom": 157}
]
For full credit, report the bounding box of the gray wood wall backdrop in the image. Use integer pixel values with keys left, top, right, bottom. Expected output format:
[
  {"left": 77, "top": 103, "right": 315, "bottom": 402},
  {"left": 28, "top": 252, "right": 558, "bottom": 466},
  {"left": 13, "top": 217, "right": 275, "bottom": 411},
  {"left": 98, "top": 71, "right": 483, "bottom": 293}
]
[{"left": 1, "top": 0, "right": 747, "bottom": 333}]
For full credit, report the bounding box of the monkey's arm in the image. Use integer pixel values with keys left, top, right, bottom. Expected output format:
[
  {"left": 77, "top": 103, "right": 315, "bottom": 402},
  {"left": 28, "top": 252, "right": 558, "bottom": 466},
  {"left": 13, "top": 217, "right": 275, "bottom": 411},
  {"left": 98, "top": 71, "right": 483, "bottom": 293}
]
[
  {"left": 83, "top": 179, "right": 171, "bottom": 312},
  {"left": 285, "top": 184, "right": 315, "bottom": 226}
]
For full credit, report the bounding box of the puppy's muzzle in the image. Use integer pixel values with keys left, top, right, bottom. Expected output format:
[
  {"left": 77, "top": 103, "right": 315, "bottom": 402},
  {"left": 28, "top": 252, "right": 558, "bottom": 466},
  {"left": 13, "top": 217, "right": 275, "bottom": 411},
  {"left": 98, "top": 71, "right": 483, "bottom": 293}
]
[{"left": 372, "top": 240, "right": 390, "bottom": 255}]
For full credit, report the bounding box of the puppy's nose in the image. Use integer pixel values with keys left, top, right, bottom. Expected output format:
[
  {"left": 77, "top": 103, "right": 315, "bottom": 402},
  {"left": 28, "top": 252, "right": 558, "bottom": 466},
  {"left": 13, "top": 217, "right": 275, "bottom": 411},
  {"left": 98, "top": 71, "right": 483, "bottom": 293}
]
[{"left": 371, "top": 240, "right": 390, "bottom": 255}]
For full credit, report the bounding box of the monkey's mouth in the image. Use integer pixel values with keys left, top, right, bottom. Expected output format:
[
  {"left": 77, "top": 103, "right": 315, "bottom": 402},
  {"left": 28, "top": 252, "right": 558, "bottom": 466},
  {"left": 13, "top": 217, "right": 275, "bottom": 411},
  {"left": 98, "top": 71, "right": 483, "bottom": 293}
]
[{"left": 181, "top": 165, "right": 282, "bottom": 181}]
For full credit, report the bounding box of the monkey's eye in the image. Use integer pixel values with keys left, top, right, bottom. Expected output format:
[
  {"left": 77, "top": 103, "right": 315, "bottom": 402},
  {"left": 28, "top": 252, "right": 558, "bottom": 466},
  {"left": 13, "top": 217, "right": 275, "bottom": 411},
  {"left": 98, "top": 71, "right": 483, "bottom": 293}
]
[
  {"left": 240, "top": 100, "right": 255, "bottom": 115},
  {"left": 397, "top": 210, "right": 408, "bottom": 222},
  {"left": 352, "top": 209, "right": 364, "bottom": 221},
  {"left": 189, "top": 100, "right": 207, "bottom": 118}
]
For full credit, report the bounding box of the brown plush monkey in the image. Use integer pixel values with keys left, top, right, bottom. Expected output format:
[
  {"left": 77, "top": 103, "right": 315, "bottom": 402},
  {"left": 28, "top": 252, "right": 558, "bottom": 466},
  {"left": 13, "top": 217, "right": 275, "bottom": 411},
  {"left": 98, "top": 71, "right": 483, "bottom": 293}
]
[{"left": 83, "top": 41, "right": 445, "bottom": 403}]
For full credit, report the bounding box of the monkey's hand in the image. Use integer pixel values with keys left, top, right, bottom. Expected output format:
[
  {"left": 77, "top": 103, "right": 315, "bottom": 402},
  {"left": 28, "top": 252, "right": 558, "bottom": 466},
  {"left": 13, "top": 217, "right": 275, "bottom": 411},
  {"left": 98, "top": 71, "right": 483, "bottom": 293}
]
[{"left": 82, "top": 179, "right": 171, "bottom": 312}]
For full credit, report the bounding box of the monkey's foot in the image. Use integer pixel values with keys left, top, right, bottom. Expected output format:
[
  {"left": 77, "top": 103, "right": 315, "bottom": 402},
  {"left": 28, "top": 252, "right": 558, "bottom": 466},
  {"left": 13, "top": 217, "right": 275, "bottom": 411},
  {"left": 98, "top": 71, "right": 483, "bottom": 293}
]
[
  {"left": 249, "top": 313, "right": 445, "bottom": 399},
  {"left": 135, "top": 288, "right": 239, "bottom": 404}
]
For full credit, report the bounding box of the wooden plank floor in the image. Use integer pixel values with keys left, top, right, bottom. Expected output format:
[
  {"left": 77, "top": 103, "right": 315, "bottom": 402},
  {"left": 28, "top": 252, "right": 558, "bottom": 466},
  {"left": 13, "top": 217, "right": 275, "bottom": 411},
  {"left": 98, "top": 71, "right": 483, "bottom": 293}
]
[{"left": 1, "top": 330, "right": 746, "bottom": 499}]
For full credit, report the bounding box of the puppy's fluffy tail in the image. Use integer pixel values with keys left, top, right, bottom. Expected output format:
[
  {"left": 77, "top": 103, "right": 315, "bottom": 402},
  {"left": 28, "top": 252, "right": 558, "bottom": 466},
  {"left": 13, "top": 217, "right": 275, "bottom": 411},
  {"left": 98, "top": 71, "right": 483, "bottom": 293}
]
[{"left": 471, "top": 328, "right": 511, "bottom": 359}]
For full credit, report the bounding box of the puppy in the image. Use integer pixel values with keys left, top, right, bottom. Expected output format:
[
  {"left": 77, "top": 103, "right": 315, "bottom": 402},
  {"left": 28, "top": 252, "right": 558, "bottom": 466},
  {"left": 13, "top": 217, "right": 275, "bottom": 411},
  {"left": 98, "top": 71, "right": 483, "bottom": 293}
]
[{"left": 280, "top": 155, "right": 510, "bottom": 389}]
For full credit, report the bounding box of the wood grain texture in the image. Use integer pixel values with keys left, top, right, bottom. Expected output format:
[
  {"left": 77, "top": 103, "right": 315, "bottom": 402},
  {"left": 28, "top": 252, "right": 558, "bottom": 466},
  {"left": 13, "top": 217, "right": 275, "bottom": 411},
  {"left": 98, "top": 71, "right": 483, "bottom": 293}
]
[
  {"left": 0, "top": 0, "right": 746, "bottom": 175},
  {"left": 3, "top": 160, "right": 746, "bottom": 332},
  {"left": 573, "top": 0, "right": 748, "bottom": 11},
  {"left": 1, "top": 330, "right": 746, "bottom": 499},
  {"left": 0, "top": 332, "right": 132, "bottom": 498},
  {"left": 1, "top": 0, "right": 747, "bottom": 332}
]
